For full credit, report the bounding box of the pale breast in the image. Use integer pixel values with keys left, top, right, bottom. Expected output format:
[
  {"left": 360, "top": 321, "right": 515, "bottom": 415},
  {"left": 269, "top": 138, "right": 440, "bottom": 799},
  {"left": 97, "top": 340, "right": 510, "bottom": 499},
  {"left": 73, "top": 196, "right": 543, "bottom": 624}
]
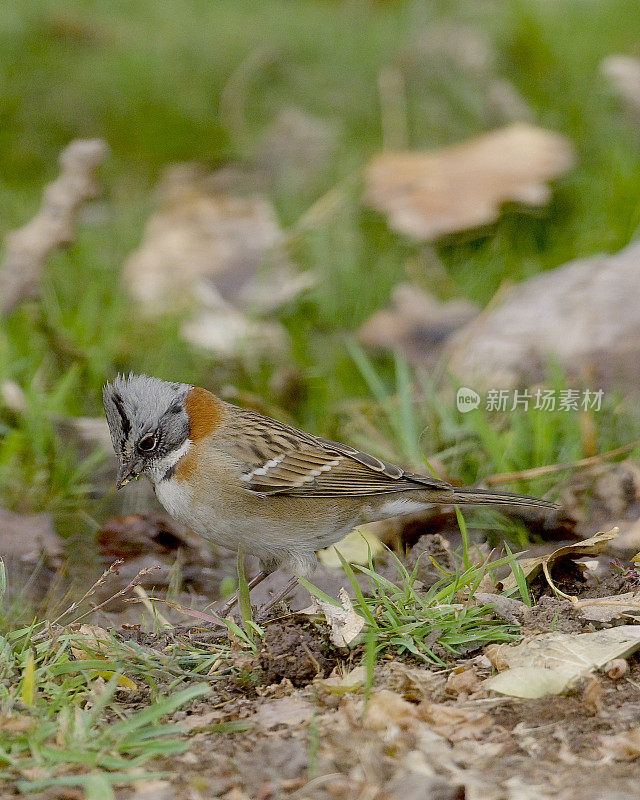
[{"left": 153, "top": 477, "right": 196, "bottom": 529}]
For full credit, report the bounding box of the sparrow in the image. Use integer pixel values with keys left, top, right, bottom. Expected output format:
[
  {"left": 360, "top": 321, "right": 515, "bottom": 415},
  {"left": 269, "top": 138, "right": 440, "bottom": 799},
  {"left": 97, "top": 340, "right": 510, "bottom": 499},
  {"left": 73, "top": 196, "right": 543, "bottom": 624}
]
[{"left": 103, "top": 374, "right": 558, "bottom": 606}]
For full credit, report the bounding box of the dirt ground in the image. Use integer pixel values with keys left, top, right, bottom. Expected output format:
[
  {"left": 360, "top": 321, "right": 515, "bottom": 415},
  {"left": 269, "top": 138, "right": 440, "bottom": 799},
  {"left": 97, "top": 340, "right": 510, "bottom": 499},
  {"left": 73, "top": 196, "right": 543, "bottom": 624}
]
[
  {"left": 105, "top": 612, "right": 640, "bottom": 800},
  {"left": 11, "top": 504, "right": 640, "bottom": 800},
  {"left": 99, "top": 563, "right": 640, "bottom": 800}
]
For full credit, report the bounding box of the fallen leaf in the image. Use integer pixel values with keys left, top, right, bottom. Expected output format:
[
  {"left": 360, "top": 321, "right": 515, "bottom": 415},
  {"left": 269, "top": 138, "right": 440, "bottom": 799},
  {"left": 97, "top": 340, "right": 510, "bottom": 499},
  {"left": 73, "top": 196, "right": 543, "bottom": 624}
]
[
  {"left": 70, "top": 624, "right": 112, "bottom": 660},
  {"left": 123, "top": 164, "right": 291, "bottom": 313},
  {"left": 317, "top": 528, "right": 384, "bottom": 569},
  {"left": 313, "top": 588, "right": 366, "bottom": 648},
  {"left": 445, "top": 667, "right": 480, "bottom": 697},
  {"left": 0, "top": 380, "right": 27, "bottom": 412},
  {"left": 316, "top": 665, "right": 367, "bottom": 696},
  {"left": 576, "top": 591, "right": 640, "bottom": 622},
  {"left": 181, "top": 306, "right": 289, "bottom": 360},
  {"left": 484, "top": 643, "right": 509, "bottom": 672},
  {"left": 95, "top": 512, "right": 218, "bottom": 605},
  {"left": 484, "top": 626, "right": 640, "bottom": 698},
  {"left": 364, "top": 123, "right": 574, "bottom": 241},
  {"left": 582, "top": 676, "right": 603, "bottom": 715},
  {"left": 417, "top": 701, "right": 493, "bottom": 742},
  {"left": 447, "top": 239, "right": 640, "bottom": 393},
  {"left": 485, "top": 666, "right": 575, "bottom": 699},
  {"left": 121, "top": 164, "right": 312, "bottom": 360},
  {"left": 0, "top": 139, "right": 109, "bottom": 314},
  {"left": 358, "top": 284, "right": 478, "bottom": 367},
  {"left": 601, "top": 728, "right": 640, "bottom": 760},
  {"left": 364, "top": 690, "right": 419, "bottom": 731},
  {"left": 500, "top": 527, "right": 619, "bottom": 598},
  {"left": 0, "top": 714, "right": 35, "bottom": 733},
  {"left": 385, "top": 661, "right": 446, "bottom": 702}
]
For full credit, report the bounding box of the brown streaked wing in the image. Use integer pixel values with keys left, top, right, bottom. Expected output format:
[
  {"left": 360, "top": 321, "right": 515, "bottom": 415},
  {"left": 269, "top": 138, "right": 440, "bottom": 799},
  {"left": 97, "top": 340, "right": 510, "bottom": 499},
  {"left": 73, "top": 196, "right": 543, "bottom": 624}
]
[{"left": 226, "top": 406, "right": 450, "bottom": 497}]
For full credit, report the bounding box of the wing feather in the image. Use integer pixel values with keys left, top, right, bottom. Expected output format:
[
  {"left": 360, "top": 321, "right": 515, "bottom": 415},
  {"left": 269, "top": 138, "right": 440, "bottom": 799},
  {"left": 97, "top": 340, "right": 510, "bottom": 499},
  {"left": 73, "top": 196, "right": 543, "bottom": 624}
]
[{"left": 225, "top": 407, "right": 449, "bottom": 497}]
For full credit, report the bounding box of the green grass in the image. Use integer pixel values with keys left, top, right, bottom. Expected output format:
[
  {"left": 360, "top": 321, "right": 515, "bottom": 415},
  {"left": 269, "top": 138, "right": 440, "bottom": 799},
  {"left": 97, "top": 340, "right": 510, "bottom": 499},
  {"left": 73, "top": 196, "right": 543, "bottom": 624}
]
[
  {"left": 301, "top": 510, "right": 532, "bottom": 665},
  {"left": 0, "top": 560, "right": 236, "bottom": 796},
  {"left": 2, "top": 0, "right": 640, "bottom": 519},
  {"left": 2, "top": 1, "right": 640, "bottom": 788}
]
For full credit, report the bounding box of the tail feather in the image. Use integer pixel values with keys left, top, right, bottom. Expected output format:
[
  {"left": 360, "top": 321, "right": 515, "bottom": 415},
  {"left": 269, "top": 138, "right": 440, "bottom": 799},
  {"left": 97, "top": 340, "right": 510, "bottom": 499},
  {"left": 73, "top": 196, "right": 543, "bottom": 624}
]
[{"left": 448, "top": 487, "right": 559, "bottom": 511}]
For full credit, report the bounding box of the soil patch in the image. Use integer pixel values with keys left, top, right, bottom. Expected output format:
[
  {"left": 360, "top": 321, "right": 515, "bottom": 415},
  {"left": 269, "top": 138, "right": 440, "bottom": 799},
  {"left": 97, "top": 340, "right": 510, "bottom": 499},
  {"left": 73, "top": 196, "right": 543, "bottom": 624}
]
[{"left": 258, "top": 619, "right": 339, "bottom": 686}]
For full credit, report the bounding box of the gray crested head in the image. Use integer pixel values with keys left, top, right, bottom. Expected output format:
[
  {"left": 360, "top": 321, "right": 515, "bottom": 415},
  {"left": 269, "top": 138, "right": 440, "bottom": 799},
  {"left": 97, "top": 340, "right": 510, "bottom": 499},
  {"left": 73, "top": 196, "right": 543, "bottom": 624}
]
[{"left": 102, "top": 374, "right": 192, "bottom": 488}]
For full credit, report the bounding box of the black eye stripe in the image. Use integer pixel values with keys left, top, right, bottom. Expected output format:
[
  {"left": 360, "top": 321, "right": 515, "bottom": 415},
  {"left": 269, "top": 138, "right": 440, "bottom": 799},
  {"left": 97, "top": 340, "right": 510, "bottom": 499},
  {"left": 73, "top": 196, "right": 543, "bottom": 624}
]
[{"left": 112, "top": 392, "right": 131, "bottom": 438}]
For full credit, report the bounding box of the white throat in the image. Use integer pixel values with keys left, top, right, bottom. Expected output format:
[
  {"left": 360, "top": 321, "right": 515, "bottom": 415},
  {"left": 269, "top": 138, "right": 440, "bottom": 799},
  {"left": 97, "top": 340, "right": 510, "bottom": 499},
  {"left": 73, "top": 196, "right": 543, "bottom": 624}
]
[{"left": 147, "top": 438, "right": 192, "bottom": 483}]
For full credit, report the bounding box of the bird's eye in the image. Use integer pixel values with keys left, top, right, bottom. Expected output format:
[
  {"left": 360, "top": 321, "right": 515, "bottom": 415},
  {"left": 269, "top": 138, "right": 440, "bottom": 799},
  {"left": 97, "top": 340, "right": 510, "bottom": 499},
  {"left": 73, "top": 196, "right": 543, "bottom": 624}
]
[{"left": 137, "top": 434, "right": 158, "bottom": 453}]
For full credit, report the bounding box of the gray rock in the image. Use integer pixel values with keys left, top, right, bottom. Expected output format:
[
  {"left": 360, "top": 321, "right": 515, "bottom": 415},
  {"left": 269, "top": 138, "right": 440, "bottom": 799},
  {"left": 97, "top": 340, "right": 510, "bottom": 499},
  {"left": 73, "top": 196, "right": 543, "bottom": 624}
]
[{"left": 447, "top": 240, "right": 640, "bottom": 392}]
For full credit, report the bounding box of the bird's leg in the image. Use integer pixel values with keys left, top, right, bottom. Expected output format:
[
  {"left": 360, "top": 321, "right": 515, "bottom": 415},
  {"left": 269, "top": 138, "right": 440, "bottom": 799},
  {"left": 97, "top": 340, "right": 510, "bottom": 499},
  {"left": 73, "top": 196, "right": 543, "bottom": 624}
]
[
  {"left": 216, "top": 569, "right": 268, "bottom": 618},
  {"left": 257, "top": 575, "right": 299, "bottom": 619}
]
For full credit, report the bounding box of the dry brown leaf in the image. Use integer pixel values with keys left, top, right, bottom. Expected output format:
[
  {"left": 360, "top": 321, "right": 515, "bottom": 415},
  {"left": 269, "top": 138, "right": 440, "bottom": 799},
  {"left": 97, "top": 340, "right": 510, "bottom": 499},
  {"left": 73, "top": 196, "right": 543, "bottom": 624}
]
[
  {"left": 602, "top": 55, "right": 640, "bottom": 117},
  {"left": 316, "top": 665, "right": 367, "bottom": 696},
  {"left": 358, "top": 283, "right": 478, "bottom": 366},
  {"left": 363, "top": 690, "right": 419, "bottom": 731},
  {"left": 485, "top": 666, "right": 574, "bottom": 699},
  {"left": 70, "top": 624, "right": 112, "bottom": 660},
  {"left": 601, "top": 728, "right": 640, "bottom": 761},
  {"left": 417, "top": 701, "right": 493, "bottom": 742},
  {"left": 445, "top": 667, "right": 480, "bottom": 697},
  {"left": 485, "top": 626, "right": 640, "bottom": 698},
  {"left": 122, "top": 163, "right": 312, "bottom": 360},
  {"left": 500, "top": 527, "right": 619, "bottom": 598},
  {"left": 181, "top": 307, "right": 289, "bottom": 360},
  {"left": 385, "top": 661, "right": 445, "bottom": 702},
  {"left": 123, "top": 164, "right": 292, "bottom": 313},
  {"left": 364, "top": 123, "right": 574, "bottom": 241},
  {"left": 0, "top": 139, "right": 109, "bottom": 314},
  {"left": 0, "top": 715, "right": 36, "bottom": 733},
  {"left": 582, "top": 676, "right": 603, "bottom": 715},
  {"left": 447, "top": 240, "right": 640, "bottom": 392},
  {"left": 484, "top": 644, "right": 509, "bottom": 672},
  {"left": 313, "top": 588, "right": 366, "bottom": 648},
  {"left": 576, "top": 591, "right": 640, "bottom": 622},
  {"left": 95, "top": 512, "right": 218, "bottom": 603}
]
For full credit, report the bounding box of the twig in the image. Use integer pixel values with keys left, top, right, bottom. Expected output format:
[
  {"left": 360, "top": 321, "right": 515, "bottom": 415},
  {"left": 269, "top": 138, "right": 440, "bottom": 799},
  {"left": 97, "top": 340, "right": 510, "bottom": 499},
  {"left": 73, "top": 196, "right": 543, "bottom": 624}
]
[
  {"left": 133, "top": 585, "right": 174, "bottom": 629},
  {"left": 0, "top": 139, "right": 109, "bottom": 314},
  {"left": 126, "top": 595, "right": 227, "bottom": 628},
  {"left": 483, "top": 439, "right": 640, "bottom": 487},
  {"left": 32, "top": 560, "right": 161, "bottom": 640},
  {"left": 42, "top": 559, "right": 125, "bottom": 632}
]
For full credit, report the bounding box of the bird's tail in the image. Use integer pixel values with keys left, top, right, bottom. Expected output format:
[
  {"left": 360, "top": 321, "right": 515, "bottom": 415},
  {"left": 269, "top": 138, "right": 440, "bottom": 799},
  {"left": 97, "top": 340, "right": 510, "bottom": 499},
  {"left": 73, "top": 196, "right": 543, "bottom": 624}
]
[{"left": 446, "top": 487, "right": 559, "bottom": 511}]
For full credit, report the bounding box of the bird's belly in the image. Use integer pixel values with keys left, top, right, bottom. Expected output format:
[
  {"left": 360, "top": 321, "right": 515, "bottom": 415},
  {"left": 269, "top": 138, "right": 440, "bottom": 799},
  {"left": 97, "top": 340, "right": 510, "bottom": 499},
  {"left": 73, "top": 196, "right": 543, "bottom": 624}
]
[{"left": 154, "top": 477, "right": 360, "bottom": 564}]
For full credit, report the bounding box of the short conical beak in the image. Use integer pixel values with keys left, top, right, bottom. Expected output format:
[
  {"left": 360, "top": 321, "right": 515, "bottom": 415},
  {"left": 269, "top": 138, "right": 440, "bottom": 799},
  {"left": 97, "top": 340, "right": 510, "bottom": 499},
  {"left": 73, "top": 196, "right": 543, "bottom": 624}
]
[{"left": 116, "top": 458, "right": 143, "bottom": 490}]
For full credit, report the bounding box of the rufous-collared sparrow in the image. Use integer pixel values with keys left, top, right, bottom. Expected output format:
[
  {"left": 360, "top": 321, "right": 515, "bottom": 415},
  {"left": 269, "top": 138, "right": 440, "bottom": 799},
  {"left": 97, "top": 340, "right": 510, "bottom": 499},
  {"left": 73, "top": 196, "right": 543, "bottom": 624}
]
[{"left": 103, "top": 375, "right": 557, "bottom": 603}]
